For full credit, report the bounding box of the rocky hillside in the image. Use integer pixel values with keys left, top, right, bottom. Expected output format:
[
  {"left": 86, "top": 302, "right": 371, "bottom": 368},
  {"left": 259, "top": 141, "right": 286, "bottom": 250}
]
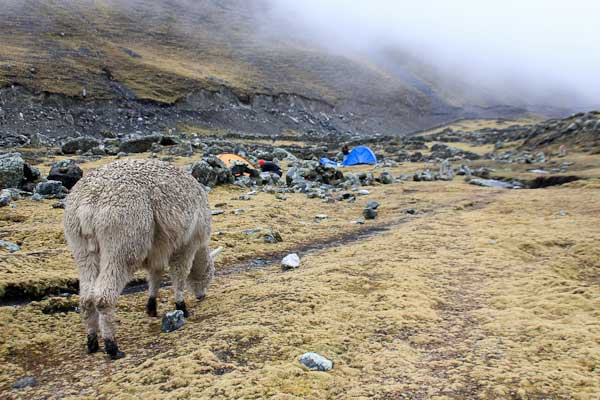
[{"left": 0, "top": 0, "right": 535, "bottom": 142}]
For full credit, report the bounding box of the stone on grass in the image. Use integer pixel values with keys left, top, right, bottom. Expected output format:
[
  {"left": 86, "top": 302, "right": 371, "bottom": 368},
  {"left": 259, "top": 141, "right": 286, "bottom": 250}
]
[
  {"left": 363, "top": 207, "right": 378, "bottom": 220},
  {"left": 12, "top": 376, "right": 37, "bottom": 389},
  {"left": 47, "top": 159, "right": 83, "bottom": 189},
  {"left": 35, "top": 180, "right": 64, "bottom": 196},
  {"left": 0, "top": 153, "right": 25, "bottom": 189},
  {"left": 282, "top": 253, "right": 301, "bottom": 270},
  {"left": 61, "top": 137, "right": 100, "bottom": 154},
  {"left": 161, "top": 310, "right": 185, "bottom": 333},
  {"left": 299, "top": 352, "right": 333, "bottom": 371},
  {"left": 469, "top": 179, "right": 516, "bottom": 189},
  {"left": 365, "top": 200, "right": 380, "bottom": 210},
  {"left": 0, "top": 240, "right": 20, "bottom": 253},
  {"left": 315, "top": 214, "right": 328, "bottom": 220}
]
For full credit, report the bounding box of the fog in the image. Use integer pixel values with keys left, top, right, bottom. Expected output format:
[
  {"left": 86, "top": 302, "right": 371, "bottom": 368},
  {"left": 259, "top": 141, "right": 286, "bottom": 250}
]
[{"left": 263, "top": 0, "right": 600, "bottom": 109}]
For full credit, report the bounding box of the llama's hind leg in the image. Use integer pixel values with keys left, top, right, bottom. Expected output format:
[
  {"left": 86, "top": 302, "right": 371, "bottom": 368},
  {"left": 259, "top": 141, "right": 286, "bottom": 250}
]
[
  {"left": 95, "top": 257, "right": 133, "bottom": 360},
  {"left": 74, "top": 247, "right": 100, "bottom": 354},
  {"left": 169, "top": 246, "right": 196, "bottom": 317},
  {"left": 146, "top": 267, "right": 162, "bottom": 317}
]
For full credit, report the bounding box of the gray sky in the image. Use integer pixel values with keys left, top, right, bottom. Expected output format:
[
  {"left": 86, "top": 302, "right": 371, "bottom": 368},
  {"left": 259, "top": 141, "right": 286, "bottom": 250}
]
[{"left": 264, "top": 0, "right": 600, "bottom": 108}]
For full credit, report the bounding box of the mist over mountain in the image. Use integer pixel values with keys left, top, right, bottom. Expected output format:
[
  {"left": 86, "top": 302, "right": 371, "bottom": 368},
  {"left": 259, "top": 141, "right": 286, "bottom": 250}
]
[{"left": 1, "top": 0, "right": 598, "bottom": 137}]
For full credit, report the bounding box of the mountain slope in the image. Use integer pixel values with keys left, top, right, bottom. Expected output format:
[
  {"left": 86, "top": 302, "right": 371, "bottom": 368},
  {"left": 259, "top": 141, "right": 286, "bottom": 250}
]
[{"left": 0, "top": 0, "right": 530, "bottom": 137}]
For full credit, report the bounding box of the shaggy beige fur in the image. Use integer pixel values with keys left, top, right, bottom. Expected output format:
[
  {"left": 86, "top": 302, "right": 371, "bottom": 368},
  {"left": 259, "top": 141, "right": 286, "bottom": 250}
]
[{"left": 64, "top": 159, "right": 216, "bottom": 358}]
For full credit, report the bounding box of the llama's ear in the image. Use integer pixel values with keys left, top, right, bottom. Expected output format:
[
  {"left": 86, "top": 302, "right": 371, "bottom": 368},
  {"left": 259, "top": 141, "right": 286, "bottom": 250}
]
[{"left": 209, "top": 247, "right": 224, "bottom": 260}]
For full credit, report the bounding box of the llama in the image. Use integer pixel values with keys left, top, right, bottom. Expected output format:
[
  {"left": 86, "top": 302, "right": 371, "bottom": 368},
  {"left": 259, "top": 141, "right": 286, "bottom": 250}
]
[{"left": 64, "top": 159, "right": 220, "bottom": 359}]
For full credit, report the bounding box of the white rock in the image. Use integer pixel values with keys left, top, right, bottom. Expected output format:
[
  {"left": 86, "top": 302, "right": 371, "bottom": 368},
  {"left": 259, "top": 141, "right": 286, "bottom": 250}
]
[
  {"left": 299, "top": 352, "right": 333, "bottom": 371},
  {"left": 281, "top": 253, "right": 301, "bottom": 270}
]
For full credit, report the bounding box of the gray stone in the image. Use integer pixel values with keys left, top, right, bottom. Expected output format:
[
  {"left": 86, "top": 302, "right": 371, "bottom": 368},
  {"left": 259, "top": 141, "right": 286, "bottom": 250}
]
[
  {"left": 379, "top": 171, "right": 394, "bottom": 184},
  {"left": 363, "top": 207, "right": 378, "bottom": 220},
  {"left": 0, "top": 240, "right": 20, "bottom": 253},
  {"left": 438, "top": 160, "right": 454, "bottom": 181},
  {"left": 351, "top": 218, "right": 366, "bottom": 225},
  {"left": 31, "top": 193, "right": 43, "bottom": 202},
  {"left": 119, "top": 134, "right": 163, "bottom": 153},
  {"left": 282, "top": 253, "right": 300, "bottom": 270},
  {"left": 211, "top": 210, "right": 225, "bottom": 216},
  {"left": 0, "top": 153, "right": 25, "bottom": 189},
  {"left": 357, "top": 189, "right": 370, "bottom": 196},
  {"left": 12, "top": 376, "right": 37, "bottom": 389},
  {"left": 0, "top": 194, "right": 10, "bottom": 207},
  {"left": 48, "top": 159, "right": 83, "bottom": 189},
  {"left": 469, "top": 179, "right": 516, "bottom": 189},
  {"left": 188, "top": 157, "right": 234, "bottom": 187},
  {"left": 413, "top": 170, "right": 435, "bottom": 182},
  {"left": 35, "top": 180, "right": 64, "bottom": 196},
  {"left": 161, "top": 310, "right": 185, "bottom": 333},
  {"left": 365, "top": 200, "right": 380, "bottom": 210},
  {"left": 264, "top": 230, "right": 283, "bottom": 244},
  {"left": 315, "top": 214, "right": 328, "bottom": 220},
  {"left": 61, "top": 137, "right": 100, "bottom": 154},
  {"left": 299, "top": 352, "right": 333, "bottom": 371}
]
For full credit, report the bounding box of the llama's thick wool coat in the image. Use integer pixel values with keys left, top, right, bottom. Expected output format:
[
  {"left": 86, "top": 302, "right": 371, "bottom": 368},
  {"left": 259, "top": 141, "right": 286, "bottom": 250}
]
[{"left": 64, "top": 159, "right": 214, "bottom": 355}]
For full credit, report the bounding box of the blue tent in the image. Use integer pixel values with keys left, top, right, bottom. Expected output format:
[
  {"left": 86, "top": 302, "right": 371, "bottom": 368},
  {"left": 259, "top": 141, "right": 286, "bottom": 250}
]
[{"left": 342, "top": 146, "right": 377, "bottom": 166}]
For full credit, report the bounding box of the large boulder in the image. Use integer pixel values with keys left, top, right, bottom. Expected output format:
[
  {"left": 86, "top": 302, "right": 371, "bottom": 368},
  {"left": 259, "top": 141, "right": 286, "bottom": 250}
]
[
  {"left": 61, "top": 137, "right": 101, "bottom": 154},
  {"left": 0, "top": 153, "right": 25, "bottom": 189},
  {"left": 48, "top": 160, "right": 83, "bottom": 189},
  {"left": 188, "top": 157, "right": 234, "bottom": 187},
  {"left": 119, "top": 134, "right": 163, "bottom": 154}
]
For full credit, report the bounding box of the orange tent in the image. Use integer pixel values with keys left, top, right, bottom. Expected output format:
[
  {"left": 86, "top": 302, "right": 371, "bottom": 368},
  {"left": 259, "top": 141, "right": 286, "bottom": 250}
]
[{"left": 217, "top": 153, "right": 254, "bottom": 176}]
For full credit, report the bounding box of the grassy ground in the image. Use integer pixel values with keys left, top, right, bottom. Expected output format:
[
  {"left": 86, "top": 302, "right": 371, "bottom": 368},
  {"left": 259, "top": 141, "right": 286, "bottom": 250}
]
[
  {"left": 1, "top": 140, "right": 599, "bottom": 399},
  {"left": 1, "top": 182, "right": 599, "bottom": 399}
]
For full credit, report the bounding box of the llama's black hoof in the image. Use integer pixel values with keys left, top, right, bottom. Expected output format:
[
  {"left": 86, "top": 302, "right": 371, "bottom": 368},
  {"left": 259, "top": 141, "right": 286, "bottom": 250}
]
[
  {"left": 146, "top": 297, "right": 158, "bottom": 317},
  {"left": 175, "top": 301, "right": 189, "bottom": 318},
  {"left": 87, "top": 333, "right": 99, "bottom": 354},
  {"left": 105, "top": 339, "right": 125, "bottom": 360}
]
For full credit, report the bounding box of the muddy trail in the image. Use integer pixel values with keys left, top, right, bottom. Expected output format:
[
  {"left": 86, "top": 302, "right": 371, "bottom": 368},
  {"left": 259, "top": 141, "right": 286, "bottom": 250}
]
[{"left": 0, "top": 191, "right": 502, "bottom": 308}]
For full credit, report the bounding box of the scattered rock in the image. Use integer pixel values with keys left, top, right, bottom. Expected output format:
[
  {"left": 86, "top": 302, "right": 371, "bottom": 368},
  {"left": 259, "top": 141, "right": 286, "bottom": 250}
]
[
  {"left": 365, "top": 200, "right": 380, "bottom": 210},
  {"left": 31, "top": 193, "right": 43, "bottom": 202},
  {"left": 363, "top": 207, "right": 378, "bottom": 220},
  {"left": 263, "top": 230, "right": 283, "bottom": 244},
  {"left": 379, "top": 171, "right": 394, "bottom": 184},
  {"left": 211, "top": 210, "right": 225, "bottom": 216},
  {"left": 61, "top": 137, "right": 100, "bottom": 154},
  {"left": 52, "top": 200, "right": 66, "bottom": 209},
  {"left": 469, "top": 179, "right": 520, "bottom": 189},
  {"left": 299, "top": 352, "right": 333, "bottom": 371},
  {"left": 413, "top": 170, "right": 435, "bottom": 182},
  {"left": 351, "top": 218, "right": 366, "bottom": 225},
  {"left": 315, "top": 214, "right": 328, "bottom": 220},
  {"left": 161, "top": 310, "right": 185, "bottom": 333},
  {"left": 189, "top": 157, "right": 234, "bottom": 187},
  {"left": 282, "top": 253, "right": 301, "bottom": 270},
  {"left": 119, "top": 134, "right": 163, "bottom": 153},
  {"left": 357, "top": 189, "right": 370, "bottom": 196},
  {"left": 559, "top": 210, "right": 567, "bottom": 217},
  {"left": 438, "top": 159, "right": 454, "bottom": 181},
  {"left": 12, "top": 376, "right": 37, "bottom": 389},
  {"left": 0, "top": 240, "right": 20, "bottom": 253},
  {"left": 0, "top": 153, "right": 25, "bottom": 189},
  {"left": 47, "top": 159, "right": 83, "bottom": 189},
  {"left": 35, "top": 180, "right": 65, "bottom": 196}
]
